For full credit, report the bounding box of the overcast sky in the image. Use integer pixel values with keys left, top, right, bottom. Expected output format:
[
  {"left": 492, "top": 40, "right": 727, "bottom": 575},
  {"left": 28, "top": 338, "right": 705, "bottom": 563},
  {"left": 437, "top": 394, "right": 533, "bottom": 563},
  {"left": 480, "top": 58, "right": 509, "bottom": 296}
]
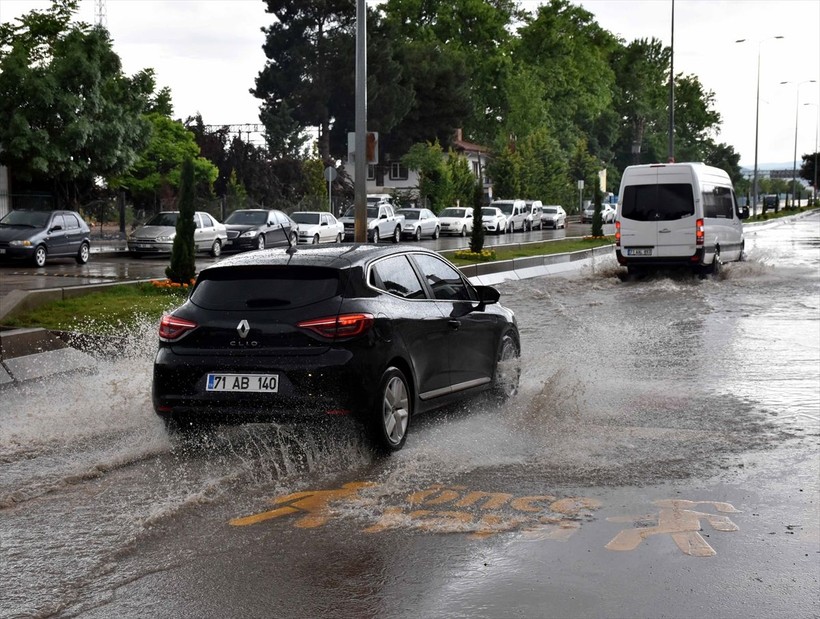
[{"left": 2, "top": 0, "right": 818, "bottom": 168}]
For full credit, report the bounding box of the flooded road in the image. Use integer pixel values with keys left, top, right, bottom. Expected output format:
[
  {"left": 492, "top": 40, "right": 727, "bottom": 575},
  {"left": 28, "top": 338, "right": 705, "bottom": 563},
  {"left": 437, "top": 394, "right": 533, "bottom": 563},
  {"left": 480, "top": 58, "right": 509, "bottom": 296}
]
[{"left": 0, "top": 214, "right": 818, "bottom": 618}]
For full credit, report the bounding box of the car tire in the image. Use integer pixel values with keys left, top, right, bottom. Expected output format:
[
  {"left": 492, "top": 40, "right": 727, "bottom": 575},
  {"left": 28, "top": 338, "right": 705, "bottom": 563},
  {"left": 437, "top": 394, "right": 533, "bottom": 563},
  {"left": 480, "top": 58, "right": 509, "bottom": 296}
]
[
  {"left": 210, "top": 239, "right": 222, "bottom": 257},
  {"left": 460, "top": 226, "right": 467, "bottom": 237},
  {"left": 290, "top": 232, "right": 298, "bottom": 245},
  {"left": 33, "top": 245, "right": 47, "bottom": 267},
  {"left": 392, "top": 226, "right": 401, "bottom": 243},
  {"left": 414, "top": 227, "right": 422, "bottom": 242},
  {"left": 75, "top": 242, "right": 90, "bottom": 265},
  {"left": 336, "top": 232, "right": 343, "bottom": 243},
  {"left": 372, "top": 228, "right": 380, "bottom": 243},
  {"left": 313, "top": 234, "right": 320, "bottom": 244},
  {"left": 491, "top": 332, "right": 520, "bottom": 401},
  {"left": 432, "top": 226, "right": 440, "bottom": 240},
  {"left": 369, "top": 367, "right": 411, "bottom": 452},
  {"left": 702, "top": 250, "right": 722, "bottom": 278},
  {"left": 256, "top": 235, "right": 266, "bottom": 250}
]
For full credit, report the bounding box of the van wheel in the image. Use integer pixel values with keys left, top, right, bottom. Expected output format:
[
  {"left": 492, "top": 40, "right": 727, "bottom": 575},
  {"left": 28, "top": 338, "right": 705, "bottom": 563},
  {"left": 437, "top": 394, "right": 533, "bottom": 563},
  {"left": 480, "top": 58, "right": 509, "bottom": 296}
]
[
  {"left": 701, "top": 251, "right": 722, "bottom": 278},
  {"left": 369, "top": 367, "right": 411, "bottom": 452},
  {"left": 392, "top": 226, "right": 401, "bottom": 243}
]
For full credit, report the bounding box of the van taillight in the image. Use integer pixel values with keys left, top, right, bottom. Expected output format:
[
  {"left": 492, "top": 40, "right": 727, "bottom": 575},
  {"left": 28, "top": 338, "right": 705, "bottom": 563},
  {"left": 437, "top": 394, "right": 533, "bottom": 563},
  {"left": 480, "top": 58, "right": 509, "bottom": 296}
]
[
  {"left": 695, "top": 218, "right": 704, "bottom": 246},
  {"left": 615, "top": 220, "right": 621, "bottom": 246},
  {"left": 159, "top": 315, "right": 198, "bottom": 341},
  {"left": 297, "top": 313, "right": 375, "bottom": 339}
]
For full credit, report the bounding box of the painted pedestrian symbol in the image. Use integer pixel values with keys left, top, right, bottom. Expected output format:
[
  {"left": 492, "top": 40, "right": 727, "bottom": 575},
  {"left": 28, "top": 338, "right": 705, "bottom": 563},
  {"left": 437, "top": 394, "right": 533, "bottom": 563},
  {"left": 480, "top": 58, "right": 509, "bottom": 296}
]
[{"left": 605, "top": 499, "right": 741, "bottom": 556}]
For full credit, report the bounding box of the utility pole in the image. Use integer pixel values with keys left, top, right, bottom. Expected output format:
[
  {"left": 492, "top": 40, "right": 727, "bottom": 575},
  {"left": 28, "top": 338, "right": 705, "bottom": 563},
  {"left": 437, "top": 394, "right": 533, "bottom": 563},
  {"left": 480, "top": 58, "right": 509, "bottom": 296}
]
[{"left": 95, "top": 0, "right": 107, "bottom": 27}]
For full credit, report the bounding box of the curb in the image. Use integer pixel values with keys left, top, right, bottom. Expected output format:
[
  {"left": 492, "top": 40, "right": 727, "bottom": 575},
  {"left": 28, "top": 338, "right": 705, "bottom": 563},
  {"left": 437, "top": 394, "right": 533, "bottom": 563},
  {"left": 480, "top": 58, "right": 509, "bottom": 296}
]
[{"left": 0, "top": 327, "right": 97, "bottom": 387}]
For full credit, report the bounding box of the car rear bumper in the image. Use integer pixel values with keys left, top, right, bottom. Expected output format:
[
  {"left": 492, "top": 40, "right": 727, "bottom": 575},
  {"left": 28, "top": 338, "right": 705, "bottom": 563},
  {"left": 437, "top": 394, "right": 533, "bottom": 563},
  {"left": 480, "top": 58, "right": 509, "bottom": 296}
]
[{"left": 152, "top": 346, "right": 369, "bottom": 420}]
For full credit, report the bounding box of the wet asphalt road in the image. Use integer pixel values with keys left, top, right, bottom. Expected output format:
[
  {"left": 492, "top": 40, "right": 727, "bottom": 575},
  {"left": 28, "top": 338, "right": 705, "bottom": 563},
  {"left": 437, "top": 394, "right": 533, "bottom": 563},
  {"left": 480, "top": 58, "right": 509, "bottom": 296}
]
[{"left": 0, "top": 215, "right": 818, "bottom": 618}]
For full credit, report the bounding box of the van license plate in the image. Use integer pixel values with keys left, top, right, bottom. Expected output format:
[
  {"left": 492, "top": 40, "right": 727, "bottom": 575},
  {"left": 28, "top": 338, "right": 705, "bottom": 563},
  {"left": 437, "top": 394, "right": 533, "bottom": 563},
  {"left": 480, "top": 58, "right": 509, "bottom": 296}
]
[
  {"left": 207, "top": 373, "right": 279, "bottom": 392},
  {"left": 626, "top": 248, "right": 653, "bottom": 256}
]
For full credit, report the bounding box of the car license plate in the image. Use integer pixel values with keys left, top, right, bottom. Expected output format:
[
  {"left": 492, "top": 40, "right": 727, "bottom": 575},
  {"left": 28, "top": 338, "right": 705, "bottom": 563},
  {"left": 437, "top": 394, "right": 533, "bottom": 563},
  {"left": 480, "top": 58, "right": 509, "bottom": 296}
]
[
  {"left": 0, "top": 248, "right": 5, "bottom": 254},
  {"left": 206, "top": 373, "right": 279, "bottom": 392},
  {"left": 626, "top": 248, "right": 653, "bottom": 256}
]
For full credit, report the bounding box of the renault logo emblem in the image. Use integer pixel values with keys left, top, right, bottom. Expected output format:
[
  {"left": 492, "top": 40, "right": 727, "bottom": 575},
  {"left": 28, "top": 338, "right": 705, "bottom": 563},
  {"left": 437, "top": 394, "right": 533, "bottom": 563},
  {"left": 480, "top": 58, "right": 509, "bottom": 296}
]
[{"left": 237, "top": 320, "right": 250, "bottom": 339}]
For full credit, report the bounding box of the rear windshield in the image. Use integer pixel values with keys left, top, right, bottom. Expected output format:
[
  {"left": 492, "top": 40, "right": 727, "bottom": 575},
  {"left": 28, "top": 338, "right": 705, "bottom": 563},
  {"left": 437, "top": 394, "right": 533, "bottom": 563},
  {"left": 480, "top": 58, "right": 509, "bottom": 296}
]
[
  {"left": 190, "top": 266, "right": 341, "bottom": 311},
  {"left": 621, "top": 184, "right": 694, "bottom": 221}
]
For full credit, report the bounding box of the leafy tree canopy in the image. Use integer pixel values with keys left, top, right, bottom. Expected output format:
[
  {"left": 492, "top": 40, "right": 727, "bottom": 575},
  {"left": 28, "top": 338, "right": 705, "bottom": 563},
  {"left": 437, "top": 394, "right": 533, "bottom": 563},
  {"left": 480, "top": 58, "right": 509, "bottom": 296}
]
[{"left": 0, "top": 0, "right": 156, "bottom": 206}]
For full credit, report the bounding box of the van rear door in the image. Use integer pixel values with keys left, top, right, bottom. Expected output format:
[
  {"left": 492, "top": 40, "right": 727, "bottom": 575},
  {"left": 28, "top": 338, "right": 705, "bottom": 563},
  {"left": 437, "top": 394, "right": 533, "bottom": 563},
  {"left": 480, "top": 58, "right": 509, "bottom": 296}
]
[{"left": 620, "top": 167, "right": 696, "bottom": 259}]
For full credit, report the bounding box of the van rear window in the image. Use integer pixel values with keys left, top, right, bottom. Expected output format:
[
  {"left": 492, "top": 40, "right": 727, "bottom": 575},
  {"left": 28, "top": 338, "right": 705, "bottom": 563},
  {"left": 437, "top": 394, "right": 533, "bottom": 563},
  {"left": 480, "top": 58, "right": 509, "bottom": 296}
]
[{"left": 621, "top": 184, "right": 694, "bottom": 221}]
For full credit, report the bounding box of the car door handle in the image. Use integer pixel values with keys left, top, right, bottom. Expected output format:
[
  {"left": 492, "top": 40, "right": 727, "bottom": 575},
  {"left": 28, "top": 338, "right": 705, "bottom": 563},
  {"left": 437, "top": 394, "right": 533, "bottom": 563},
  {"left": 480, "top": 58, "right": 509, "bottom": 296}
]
[
  {"left": 659, "top": 228, "right": 671, "bottom": 233},
  {"left": 448, "top": 319, "right": 461, "bottom": 330}
]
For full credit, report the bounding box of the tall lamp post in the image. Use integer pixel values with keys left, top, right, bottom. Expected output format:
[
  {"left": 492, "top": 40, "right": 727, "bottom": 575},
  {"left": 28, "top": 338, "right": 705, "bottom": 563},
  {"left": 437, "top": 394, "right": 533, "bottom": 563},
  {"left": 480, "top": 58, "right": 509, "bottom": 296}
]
[
  {"left": 736, "top": 35, "right": 784, "bottom": 214},
  {"left": 780, "top": 79, "right": 817, "bottom": 208}
]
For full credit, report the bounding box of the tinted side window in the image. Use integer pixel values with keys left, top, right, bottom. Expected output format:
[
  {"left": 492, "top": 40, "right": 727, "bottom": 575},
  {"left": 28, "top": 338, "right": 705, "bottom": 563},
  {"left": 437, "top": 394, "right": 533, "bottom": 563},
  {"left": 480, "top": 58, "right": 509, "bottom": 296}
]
[
  {"left": 369, "top": 255, "right": 426, "bottom": 299},
  {"left": 412, "top": 254, "right": 475, "bottom": 302},
  {"left": 621, "top": 184, "right": 694, "bottom": 221},
  {"left": 702, "top": 185, "right": 734, "bottom": 219}
]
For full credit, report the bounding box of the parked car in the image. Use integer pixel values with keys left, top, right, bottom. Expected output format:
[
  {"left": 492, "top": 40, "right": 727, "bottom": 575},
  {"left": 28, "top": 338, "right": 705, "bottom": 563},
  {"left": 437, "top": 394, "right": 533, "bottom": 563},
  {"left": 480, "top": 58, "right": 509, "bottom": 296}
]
[
  {"left": 292, "top": 211, "right": 344, "bottom": 244},
  {"left": 398, "top": 208, "right": 440, "bottom": 241},
  {"left": 438, "top": 207, "right": 474, "bottom": 237},
  {"left": 581, "top": 203, "right": 615, "bottom": 224},
  {"left": 223, "top": 209, "right": 297, "bottom": 252},
  {"left": 491, "top": 199, "right": 529, "bottom": 232},
  {"left": 128, "top": 211, "right": 227, "bottom": 257},
  {"left": 541, "top": 205, "right": 567, "bottom": 229},
  {"left": 525, "top": 200, "right": 544, "bottom": 231},
  {"left": 0, "top": 209, "right": 91, "bottom": 267},
  {"left": 482, "top": 206, "right": 508, "bottom": 235},
  {"left": 339, "top": 203, "right": 404, "bottom": 243},
  {"left": 152, "top": 244, "right": 521, "bottom": 452}
]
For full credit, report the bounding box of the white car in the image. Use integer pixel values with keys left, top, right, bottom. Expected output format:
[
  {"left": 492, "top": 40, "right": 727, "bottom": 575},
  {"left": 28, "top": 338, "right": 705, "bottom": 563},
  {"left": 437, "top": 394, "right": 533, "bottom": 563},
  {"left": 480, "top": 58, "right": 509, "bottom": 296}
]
[
  {"left": 582, "top": 203, "right": 616, "bottom": 224},
  {"left": 541, "top": 205, "right": 567, "bottom": 229},
  {"left": 398, "top": 208, "right": 440, "bottom": 241},
  {"left": 438, "top": 207, "right": 474, "bottom": 237},
  {"left": 491, "top": 199, "right": 528, "bottom": 232},
  {"left": 292, "top": 211, "right": 345, "bottom": 244},
  {"left": 481, "top": 206, "right": 508, "bottom": 235}
]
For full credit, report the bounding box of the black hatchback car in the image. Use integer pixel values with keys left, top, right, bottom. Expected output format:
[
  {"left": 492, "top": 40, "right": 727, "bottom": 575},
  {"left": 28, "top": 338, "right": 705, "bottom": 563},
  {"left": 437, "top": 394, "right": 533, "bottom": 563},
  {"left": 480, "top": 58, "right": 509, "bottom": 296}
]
[
  {"left": 223, "top": 209, "right": 298, "bottom": 252},
  {"left": 152, "top": 245, "right": 520, "bottom": 451},
  {"left": 0, "top": 209, "right": 91, "bottom": 267}
]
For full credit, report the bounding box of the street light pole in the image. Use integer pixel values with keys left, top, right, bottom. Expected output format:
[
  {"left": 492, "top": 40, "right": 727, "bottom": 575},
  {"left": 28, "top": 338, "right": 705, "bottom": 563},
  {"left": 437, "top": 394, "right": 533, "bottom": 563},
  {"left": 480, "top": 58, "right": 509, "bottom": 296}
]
[
  {"left": 781, "top": 80, "right": 817, "bottom": 208},
  {"left": 736, "top": 36, "right": 784, "bottom": 214}
]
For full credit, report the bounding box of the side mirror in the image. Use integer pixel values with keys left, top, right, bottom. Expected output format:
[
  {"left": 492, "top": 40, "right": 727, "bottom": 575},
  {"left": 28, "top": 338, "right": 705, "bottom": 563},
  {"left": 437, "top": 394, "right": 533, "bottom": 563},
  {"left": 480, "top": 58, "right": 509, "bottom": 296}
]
[
  {"left": 739, "top": 206, "right": 750, "bottom": 220},
  {"left": 474, "top": 285, "right": 500, "bottom": 307},
  {"left": 49, "top": 225, "right": 63, "bottom": 232}
]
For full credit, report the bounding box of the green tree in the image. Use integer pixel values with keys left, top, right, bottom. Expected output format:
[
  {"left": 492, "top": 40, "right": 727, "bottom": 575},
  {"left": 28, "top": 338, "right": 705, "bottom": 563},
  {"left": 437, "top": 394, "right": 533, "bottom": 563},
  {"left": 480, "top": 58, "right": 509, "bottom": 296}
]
[
  {"left": 800, "top": 152, "right": 818, "bottom": 193},
  {"left": 111, "top": 113, "right": 218, "bottom": 211},
  {"left": 446, "top": 150, "right": 476, "bottom": 208},
  {"left": 591, "top": 185, "right": 604, "bottom": 237},
  {"left": 469, "top": 178, "right": 486, "bottom": 254},
  {"left": 0, "top": 0, "right": 154, "bottom": 206},
  {"left": 254, "top": 1, "right": 410, "bottom": 163},
  {"left": 486, "top": 144, "right": 522, "bottom": 200},
  {"left": 517, "top": 127, "right": 570, "bottom": 204},
  {"left": 401, "top": 141, "right": 452, "bottom": 211},
  {"left": 165, "top": 157, "right": 196, "bottom": 284}
]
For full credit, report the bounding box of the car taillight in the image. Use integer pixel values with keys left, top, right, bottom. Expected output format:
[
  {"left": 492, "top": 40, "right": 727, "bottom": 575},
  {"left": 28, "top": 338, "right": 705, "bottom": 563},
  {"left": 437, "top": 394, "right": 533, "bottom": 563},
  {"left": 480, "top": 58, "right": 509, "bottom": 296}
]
[
  {"left": 615, "top": 220, "right": 621, "bottom": 246},
  {"left": 159, "top": 315, "right": 198, "bottom": 341},
  {"left": 297, "top": 313, "right": 374, "bottom": 339},
  {"left": 695, "top": 218, "right": 704, "bottom": 246}
]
